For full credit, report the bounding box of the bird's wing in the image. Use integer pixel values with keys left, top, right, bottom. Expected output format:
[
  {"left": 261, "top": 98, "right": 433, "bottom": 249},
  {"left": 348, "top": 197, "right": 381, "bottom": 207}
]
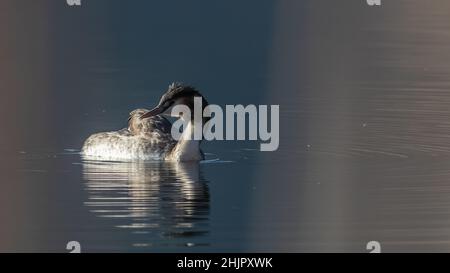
[{"left": 127, "top": 108, "right": 173, "bottom": 136}]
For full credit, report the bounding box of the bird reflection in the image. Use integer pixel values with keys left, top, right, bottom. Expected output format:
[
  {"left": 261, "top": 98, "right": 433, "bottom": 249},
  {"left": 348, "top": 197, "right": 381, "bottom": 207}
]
[{"left": 82, "top": 159, "right": 210, "bottom": 247}]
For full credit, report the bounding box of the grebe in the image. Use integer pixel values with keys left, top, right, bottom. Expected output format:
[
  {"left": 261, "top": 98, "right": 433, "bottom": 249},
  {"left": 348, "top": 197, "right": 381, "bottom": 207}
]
[{"left": 81, "top": 83, "right": 209, "bottom": 161}]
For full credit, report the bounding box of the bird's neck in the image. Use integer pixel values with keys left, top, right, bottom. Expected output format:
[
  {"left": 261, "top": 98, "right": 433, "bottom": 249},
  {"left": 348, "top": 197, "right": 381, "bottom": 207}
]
[{"left": 168, "top": 119, "right": 203, "bottom": 161}]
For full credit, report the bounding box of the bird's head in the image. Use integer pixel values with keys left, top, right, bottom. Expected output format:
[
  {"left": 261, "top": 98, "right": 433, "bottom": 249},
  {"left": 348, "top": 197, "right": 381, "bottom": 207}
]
[{"left": 140, "top": 83, "right": 209, "bottom": 121}]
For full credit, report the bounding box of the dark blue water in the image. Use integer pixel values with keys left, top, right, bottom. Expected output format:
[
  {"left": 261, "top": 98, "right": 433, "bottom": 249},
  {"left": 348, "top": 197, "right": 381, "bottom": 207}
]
[{"left": 2, "top": 0, "right": 450, "bottom": 252}]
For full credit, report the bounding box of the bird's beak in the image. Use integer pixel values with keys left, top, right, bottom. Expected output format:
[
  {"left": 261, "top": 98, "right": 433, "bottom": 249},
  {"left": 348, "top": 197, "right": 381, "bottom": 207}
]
[{"left": 140, "top": 105, "right": 164, "bottom": 119}]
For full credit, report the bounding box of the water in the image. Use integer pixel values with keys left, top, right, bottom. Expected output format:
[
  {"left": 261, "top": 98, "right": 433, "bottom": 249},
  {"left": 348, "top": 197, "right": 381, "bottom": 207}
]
[{"left": 2, "top": 0, "right": 450, "bottom": 252}]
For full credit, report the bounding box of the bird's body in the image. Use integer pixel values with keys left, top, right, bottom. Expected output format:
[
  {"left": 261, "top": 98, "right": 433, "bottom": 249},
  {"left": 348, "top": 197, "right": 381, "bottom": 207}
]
[
  {"left": 82, "top": 109, "right": 177, "bottom": 160},
  {"left": 81, "top": 84, "right": 207, "bottom": 161}
]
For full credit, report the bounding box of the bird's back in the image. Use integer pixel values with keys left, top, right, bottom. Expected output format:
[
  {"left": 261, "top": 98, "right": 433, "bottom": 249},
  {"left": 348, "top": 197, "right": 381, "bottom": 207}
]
[{"left": 81, "top": 109, "right": 176, "bottom": 160}]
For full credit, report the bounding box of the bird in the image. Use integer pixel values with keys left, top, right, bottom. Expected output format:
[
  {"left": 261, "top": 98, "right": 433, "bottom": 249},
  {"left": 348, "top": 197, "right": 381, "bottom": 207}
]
[{"left": 81, "top": 83, "right": 209, "bottom": 161}]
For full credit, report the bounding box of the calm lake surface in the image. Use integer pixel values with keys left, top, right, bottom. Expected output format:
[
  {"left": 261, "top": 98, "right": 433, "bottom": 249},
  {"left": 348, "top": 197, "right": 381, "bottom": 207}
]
[{"left": 2, "top": 0, "right": 450, "bottom": 252}]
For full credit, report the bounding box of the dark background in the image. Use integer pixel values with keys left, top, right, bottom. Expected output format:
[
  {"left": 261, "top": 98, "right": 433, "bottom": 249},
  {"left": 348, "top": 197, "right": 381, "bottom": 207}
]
[{"left": 2, "top": 0, "right": 450, "bottom": 252}]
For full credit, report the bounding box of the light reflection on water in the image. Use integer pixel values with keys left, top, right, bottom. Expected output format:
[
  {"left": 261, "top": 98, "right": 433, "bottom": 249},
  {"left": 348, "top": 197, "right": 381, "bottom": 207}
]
[
  {"left": 249, "top": 0, "right": 450, "bottom": 252},
  {"left": 82, "top": 159, "right": 210, "bottom": 248}
]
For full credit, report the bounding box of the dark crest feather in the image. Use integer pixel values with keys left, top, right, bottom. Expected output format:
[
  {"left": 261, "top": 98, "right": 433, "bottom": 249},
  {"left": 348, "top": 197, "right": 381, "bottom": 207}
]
[{"left": 159, "top": 82, "right": 206, "bottom": 105}]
